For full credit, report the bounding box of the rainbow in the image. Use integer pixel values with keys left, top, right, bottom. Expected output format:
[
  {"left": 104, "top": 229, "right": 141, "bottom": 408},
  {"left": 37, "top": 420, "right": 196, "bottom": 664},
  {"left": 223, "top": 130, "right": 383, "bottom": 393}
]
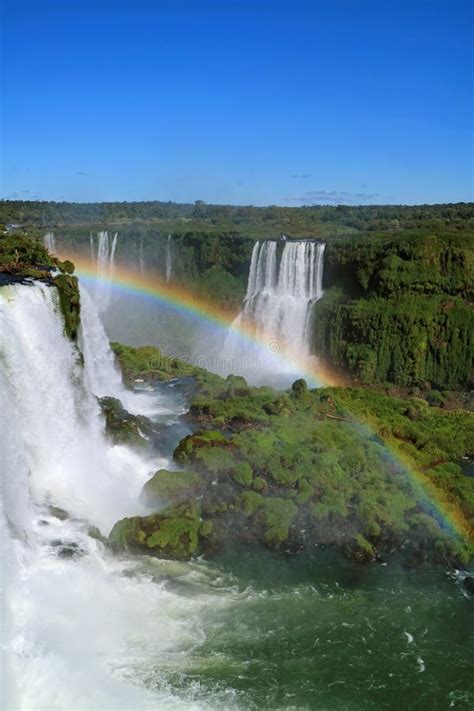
[
  {"left": 62, "top": 252, "right": 471, "bottom": 544},
  {"left": 68, "top": 253, "right": 342, "bottom": 387}
]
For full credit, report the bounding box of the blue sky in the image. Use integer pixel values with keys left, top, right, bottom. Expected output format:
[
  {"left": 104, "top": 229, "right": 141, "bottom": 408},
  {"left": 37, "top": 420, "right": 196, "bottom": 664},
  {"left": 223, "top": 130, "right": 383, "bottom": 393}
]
[{"left": 1, "top": 0, "right": 472, "bottom": 205}]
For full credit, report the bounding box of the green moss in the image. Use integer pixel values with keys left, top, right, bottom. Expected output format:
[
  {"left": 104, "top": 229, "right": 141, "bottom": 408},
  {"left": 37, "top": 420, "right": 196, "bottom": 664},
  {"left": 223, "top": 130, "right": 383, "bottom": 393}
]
[
  {"left": 232, "top": 462, "right": 253, "bottom": 486},
  {"left": 291, "top": 379, "right": 309, "bottom": 398},
  {"left": 111, "top": 341, "right": 224, "bottom": 389},
  {"left": 252, "top": 476, "right": 267, "bottom": 492},
  {"left": 110, "top": 345, "right": 472, "bottom": 565},
  {"left": 239, "top": 491, "right": 265, "bottom": 516},
  {"left": 99, "top": 396, "right": 150, "bottom": 448},
  {"left": 141, "top": 469, "right": 202, "bottom": 506},
  {"left": 17, "top": 267, "right": 51, "bottom": 279},
  {"left": 52, "top": 273, "right": 81, "bottom": 341},
  {"left": 109, "top": 502, "right": 200, "bottom": 560},
  {"left": 257, "top": 498, "right": 298, "bottom": 544},
  {"left": 57, "top": 259, "right": 75, "bottom": 274},
  {"left": 174, "top": 430, "right": 230, "bottom": 464},
  {"left": 199, "top": 519, "right": 214, "bottom": 538}
]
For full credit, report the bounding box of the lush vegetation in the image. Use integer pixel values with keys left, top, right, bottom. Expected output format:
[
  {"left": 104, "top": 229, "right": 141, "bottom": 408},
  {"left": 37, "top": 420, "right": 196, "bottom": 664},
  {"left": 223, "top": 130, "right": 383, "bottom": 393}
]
[
  {"left": 109, "top": 350, "right": 474, "bottom": 566},
  {"left": 110, "top": 341, "right": 224, "bottom": 390},
  {"left": 2, "top": 199, "right": 474, "bottom": 237},
  {"left": 312, "top": 232, "right": 473, "bottom": 388},
  {"left": 0, "top": 231, "right": 81, "bottom": 340}
]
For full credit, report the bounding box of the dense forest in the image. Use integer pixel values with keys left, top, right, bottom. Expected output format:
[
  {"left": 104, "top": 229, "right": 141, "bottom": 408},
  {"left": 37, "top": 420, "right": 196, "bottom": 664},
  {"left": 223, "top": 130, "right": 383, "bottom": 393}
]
[{"left": 2, "top": 199, "right": 474, "bottom": 238}]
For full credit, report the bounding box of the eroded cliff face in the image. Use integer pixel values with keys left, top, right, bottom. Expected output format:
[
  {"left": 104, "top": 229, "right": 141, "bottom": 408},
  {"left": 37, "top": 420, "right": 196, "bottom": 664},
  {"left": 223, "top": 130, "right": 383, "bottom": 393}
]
[{"left": 311, "top": 233, "right": 473, "bottom": 388}]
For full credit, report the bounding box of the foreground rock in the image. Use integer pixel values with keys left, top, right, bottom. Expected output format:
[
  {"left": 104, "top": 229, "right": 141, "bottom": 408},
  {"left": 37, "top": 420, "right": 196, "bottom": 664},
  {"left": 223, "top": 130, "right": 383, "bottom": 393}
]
[
  {"left": 109, "top": 502, "right": 201, "bottom": 559},
  {"left": 99, "top": 396, "right": 160, "bottom": 448}
]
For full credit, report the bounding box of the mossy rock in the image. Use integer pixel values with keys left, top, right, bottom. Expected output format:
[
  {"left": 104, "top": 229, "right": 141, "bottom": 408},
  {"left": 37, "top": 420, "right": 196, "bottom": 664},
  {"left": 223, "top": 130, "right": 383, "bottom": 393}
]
[
  {"left": 257, "top": 498, "right": 299, "bottom": 544},
  {"left": 100, "top": 396, "right": 153, "bottom": 448},
  {"left": 141, "top": 469, "right": 202, "bottom": 507},
  {"left": 232, "top": 462, "right": 253, "bottom": 486},
  {"left": 17, "top": 267, "right": 51, "bottom": 280},
  {"left": 174, "top": 430, "right": 230, "bottom": 463},
  {"left": 239, "top": 490, "right": 265, "bottom": 516},
  {"left": 109, "top": 502, "right": 201, "bottom": 560},
  {"left": 342, "top": 534, "right": 376, "bottom": 564},
  {"left": 199, "top": 519, "right": 214, "bottom": 538},
  {"left": 54, "top": 258, "right": 75, "bottom": 274},
  {"left": 291, "top": 379, "right": 309, "bottom": 399},
  {"left": 252, "top": 476, "right": 267, "bottom": 492},
  {"left": 52, "top": 273, "right": 81, "bottom": 341}
]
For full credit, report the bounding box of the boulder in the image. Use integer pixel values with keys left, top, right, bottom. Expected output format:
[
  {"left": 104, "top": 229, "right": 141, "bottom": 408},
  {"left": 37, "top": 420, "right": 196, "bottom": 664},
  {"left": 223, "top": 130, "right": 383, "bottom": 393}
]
[
  {"left": 109, "top": 502, "right": 201, "bottom": 560},
  {"left": 141, "top": 469, "right": 202, "bottom": 507}
]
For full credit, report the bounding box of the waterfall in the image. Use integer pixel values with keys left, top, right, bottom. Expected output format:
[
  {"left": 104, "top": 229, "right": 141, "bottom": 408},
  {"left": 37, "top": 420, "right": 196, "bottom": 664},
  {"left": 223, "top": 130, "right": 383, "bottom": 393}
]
[
  {"left": 79, "top": 285, "right": 169, "bottom": 417},
  {"left": 220, "top": 240, "right": 325, "bottom": 386},
  {"left": 237, "top": 240, "right": 325, "bottom": 354},
  {"left": 166, "top": 235, "right": 172, "bottom": 282},
  {"left": 89, "top": 230, "right": 118, "bottom": 312},
  {"left": 0, "top": 281, "right": 202, "bottom": 709},
  {"left": 90, "top": 231, "right": 95, "bottom": 261},
  {"left": 43, "top": 231, "right": 56, "bottom": 253},
  {"left": 139, "top": 237, "right": 145, "bottom": 274},
  {"left": 0, "top": 283, "right": 154, "bottom": 531}
]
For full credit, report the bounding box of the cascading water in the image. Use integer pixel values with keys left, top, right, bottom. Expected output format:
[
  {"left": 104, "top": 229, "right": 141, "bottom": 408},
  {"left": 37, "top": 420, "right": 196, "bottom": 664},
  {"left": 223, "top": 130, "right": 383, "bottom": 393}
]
[
  {"left": 139, "top": 237, "right": 145, "bottom": 274},
  {"left": 43, "top": 231, "right": 56, "bottom": 253},
  {"left": 79, "top": 285, "right": 176, "bottom": 417},
  {"left": 237, "top": 240, "right": 325, "bottom": 354},
  {"left": 222, "top": 240, "right": 325, "bottom": 385},
  {"left": 89, "top": 230, "right": 118, "bottom": 312},
  {"left": 166, "top": 235, "right": 172, "bottom": 283}
]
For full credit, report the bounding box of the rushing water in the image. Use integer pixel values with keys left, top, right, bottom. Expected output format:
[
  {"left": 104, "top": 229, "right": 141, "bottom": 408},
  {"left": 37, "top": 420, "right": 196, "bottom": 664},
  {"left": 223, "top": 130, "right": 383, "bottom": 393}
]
[
  {"left": 90, "top": 230, "right": 118, "bottom": 312},
  {"left": 221, "top": 240, "right": 326, "bottom": 386},
  {"left": 43, "top": 231, "right": 56, "bottom": 254},
  {"left": 166, "top": 234, "right": 173, "bottom": 283},
  {"left": 234, "top": 240, "right": 326, "bottom": 354},
  {"left": 1, "top": 281, "right": 473, "bottom": 711}
]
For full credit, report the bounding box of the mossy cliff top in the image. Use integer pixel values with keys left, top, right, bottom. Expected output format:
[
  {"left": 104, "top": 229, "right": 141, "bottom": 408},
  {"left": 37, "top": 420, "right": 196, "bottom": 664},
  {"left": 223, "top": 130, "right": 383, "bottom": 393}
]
[
  {"left": 111, "top": 341, "right": 226, "bottom": 390},
  {"left": 323, "top": 232, "right": 474, "bottom": 299},
  {"left": 109, "top": 348, "right": 474, "bottom": 567},
  {"left": 0, "top": 231, "right": 80, "bottom": 340}
]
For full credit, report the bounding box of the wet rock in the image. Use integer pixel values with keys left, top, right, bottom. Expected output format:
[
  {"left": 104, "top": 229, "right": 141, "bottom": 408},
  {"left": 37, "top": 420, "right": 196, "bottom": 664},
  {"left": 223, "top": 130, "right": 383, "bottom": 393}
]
[
  {"left": 99, "top": 396, "right": 159, "bottom": 448},
  {"left": 462, "top": 576, "right": 474, "bottom": 596},
  {"left": 141, "top": 469, "right": 202, "bottom": 507},
  {"left": 50, "top": 540, "right": 84, "bottom": 558},
  {"left": 48, "top": 506, "right": 69, "bottom": 521}
]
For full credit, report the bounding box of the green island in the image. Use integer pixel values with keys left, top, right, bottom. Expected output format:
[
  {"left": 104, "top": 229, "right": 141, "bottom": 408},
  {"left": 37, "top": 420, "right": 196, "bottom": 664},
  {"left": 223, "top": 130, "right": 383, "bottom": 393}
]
[{"left": 109, "top": 344, "right": 474, "bottom": 567}]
